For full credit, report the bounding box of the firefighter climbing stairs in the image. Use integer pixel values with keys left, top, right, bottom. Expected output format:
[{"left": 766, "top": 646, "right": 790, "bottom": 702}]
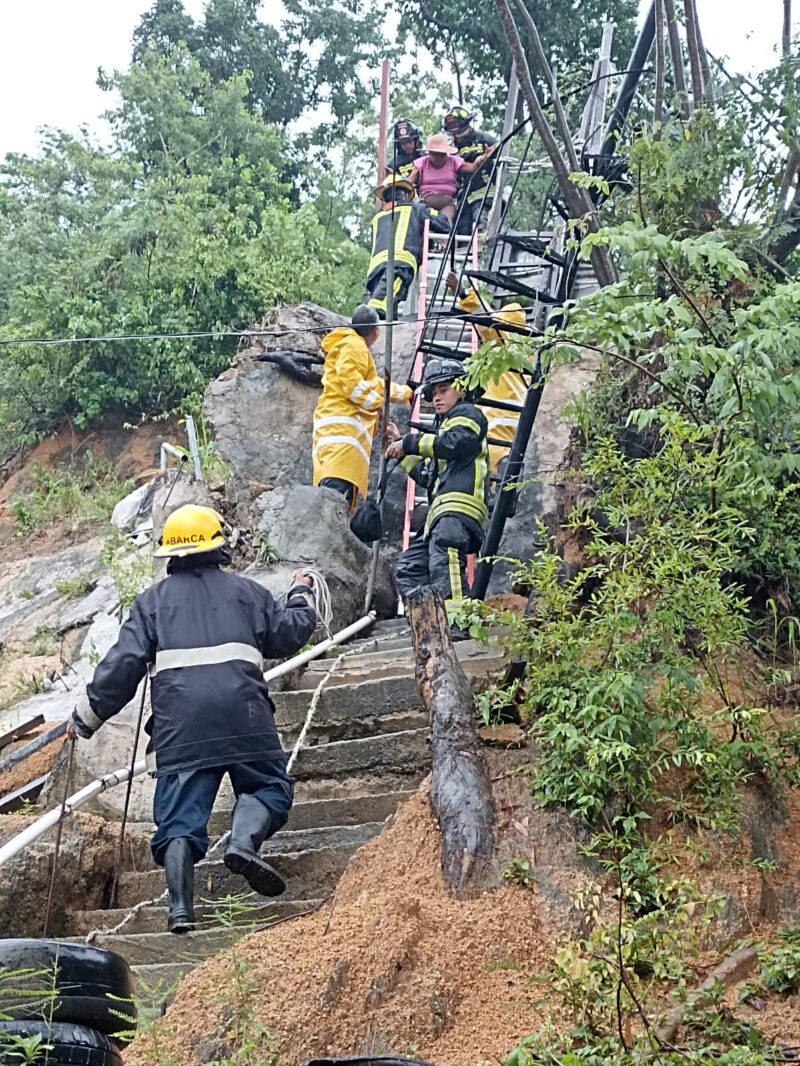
[{"left": 57, "top": 618, "right": 505, "bottom": 995}]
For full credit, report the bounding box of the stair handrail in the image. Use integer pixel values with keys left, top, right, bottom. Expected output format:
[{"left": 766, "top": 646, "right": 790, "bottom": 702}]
[{"left": 0, "top": 611, "right": 377, "bottom": 869}]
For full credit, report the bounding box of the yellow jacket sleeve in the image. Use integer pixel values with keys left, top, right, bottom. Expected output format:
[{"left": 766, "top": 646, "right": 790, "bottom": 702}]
[
  {"left": 458, "top": 287, "right": 489, "bottom": 343},
  {"left": 335, "top": 338, "right": 384, "bottom": 414}
]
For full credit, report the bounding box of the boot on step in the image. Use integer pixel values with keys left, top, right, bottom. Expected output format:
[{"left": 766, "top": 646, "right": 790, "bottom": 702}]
[
  {"left": 224, "top": 794, "right": 286, "bottom": 897},
  {"left": 163, "top": 837, "right": 196, "bottom": 934}
]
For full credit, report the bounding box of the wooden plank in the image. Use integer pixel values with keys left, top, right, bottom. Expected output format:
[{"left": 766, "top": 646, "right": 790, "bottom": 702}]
[
  {"left": 0, "top": 714, "right": 45, "bottom": 752},
  {"left": 0, "top": 773, "right": 50, "bottom": 813}
]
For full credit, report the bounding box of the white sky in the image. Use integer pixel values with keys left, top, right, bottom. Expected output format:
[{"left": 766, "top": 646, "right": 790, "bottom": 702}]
[{"left": 0, "top": 0, "right": 795, "bottom": 159}]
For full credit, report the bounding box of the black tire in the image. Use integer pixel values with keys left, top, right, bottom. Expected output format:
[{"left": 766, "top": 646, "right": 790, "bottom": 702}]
[
  {"left": 0, "top": 1021, "right": 122, "bottom": 1066},
  {"left": 0, "top": 942, "right": 136, "bottom": 1045}
]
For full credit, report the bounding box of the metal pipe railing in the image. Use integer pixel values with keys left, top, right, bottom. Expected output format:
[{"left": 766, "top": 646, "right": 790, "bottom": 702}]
[{"left": 0, "top": 611, "right": 377, "bottom": 869}]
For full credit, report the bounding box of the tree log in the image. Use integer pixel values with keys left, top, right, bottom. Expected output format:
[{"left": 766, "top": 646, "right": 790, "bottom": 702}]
[{"left": 406, "top": 587, "right": 494, "bottom": 898}]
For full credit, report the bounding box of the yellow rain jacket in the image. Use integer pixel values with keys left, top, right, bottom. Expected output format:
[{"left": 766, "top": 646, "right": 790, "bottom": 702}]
[
  {"left": 459, "top": 288, "right": 528, "bottom": 473},
  {"left": 312, "top": 327, "right": 412, "bottom": 500}
]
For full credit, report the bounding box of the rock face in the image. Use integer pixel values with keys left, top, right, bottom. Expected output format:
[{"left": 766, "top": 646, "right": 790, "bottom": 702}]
[
  {"left": 204, "top": 304, "right": 348, "bottom": 489},
  {"left": 251, "top": 484, "right": 395, "bottom": 628},
  {"left": 0, "top": 540, "right": 104, "bottom": 646}
]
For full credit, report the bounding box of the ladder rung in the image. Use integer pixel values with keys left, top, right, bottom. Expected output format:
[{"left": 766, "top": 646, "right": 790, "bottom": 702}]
[{"left": 464, "top": 269, "right": 560, "bottom": 304}]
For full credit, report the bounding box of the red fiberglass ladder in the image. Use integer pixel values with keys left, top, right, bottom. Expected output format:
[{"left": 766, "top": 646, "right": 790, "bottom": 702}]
[{"left": 401, "top": 227, "right": 480, "bottom": 563}]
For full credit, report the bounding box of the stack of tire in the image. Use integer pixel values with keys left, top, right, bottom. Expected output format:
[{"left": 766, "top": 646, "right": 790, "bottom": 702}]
[{"left": 0, "top": 941, "right": 137, "bottom": 1066}]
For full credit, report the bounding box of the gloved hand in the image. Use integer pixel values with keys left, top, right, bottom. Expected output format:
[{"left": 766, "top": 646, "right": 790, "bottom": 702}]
[{"left": 66, "top": 713, "right": 94, "bottom": 742}]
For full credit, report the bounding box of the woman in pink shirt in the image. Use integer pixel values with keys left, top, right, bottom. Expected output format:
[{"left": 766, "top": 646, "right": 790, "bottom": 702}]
[{"left": 410, "top": 133, "right": 498, "bottom": 221}]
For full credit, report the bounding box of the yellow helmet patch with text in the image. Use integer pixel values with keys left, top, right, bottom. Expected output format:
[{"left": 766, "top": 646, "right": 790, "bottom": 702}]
[{"left": 155, "top": 504, "right": 227, "bottom": 558}]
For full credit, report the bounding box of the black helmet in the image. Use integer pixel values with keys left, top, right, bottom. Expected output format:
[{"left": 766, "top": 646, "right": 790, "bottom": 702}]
[
  {"left": 393, "top": 118, "right": 421, "bottom": 144},
  {"left": 419, "top": 356, "right": 465, "bottom": 401},
  {"left": 443, "top": 104, "right": 475, "bottom": 136}
]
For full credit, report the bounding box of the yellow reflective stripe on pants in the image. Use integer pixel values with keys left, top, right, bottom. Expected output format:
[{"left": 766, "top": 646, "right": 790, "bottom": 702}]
[
  {"left": 367, "top": 274, "right": 405, "bottom": 314},
  {"left": 149, "top": 642, "right": 264, "bottom": 678},
  {"left": 447, "top": 547, "right": 463, "bottom": 605}
]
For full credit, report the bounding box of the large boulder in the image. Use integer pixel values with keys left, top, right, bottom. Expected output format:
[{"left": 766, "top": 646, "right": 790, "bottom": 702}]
[
  {"left": 250, "top": 484, "right": 395, "bottom": 627},
  {"left": 204, "top": 304, "right": 348, "bottom": 490}
]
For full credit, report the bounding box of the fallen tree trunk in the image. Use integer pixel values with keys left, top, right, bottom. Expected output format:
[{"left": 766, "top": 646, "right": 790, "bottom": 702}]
[
  {"left": 657, "top": 945, "right": 758, "bottom": 1045},
  {"left": 406, "top": 587, "right": 494, "bottom": 898}
]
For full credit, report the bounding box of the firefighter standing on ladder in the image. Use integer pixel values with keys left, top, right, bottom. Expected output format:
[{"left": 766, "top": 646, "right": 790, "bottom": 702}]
[
  {"left": 67, "top": 505, "right": 318, "bottom": 934},
  {"left": 364, "top": 174, "right": 451, "bottom": 319},
  {"left": 444, "top": 105, "right": 499, "bottom": 234},
  {"left": 387, "top": 358, "right": 489, "bottom": 629}
]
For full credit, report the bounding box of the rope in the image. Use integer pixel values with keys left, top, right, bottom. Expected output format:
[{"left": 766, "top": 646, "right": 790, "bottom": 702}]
[
  {"left": 294, "top": 568, "right": 333, "bottom": 638},
  {"left": 83, "top": 626, "right": 397, "bottom": 944}
]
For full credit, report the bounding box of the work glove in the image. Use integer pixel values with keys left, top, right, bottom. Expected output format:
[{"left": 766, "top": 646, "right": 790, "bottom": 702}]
[{"left": 67, "top": 712, "right": 94, "bottom": 741}]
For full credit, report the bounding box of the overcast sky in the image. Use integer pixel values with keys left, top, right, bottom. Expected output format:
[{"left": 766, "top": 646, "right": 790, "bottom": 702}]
[{"left": 0, "top": 0, "right": 795, "bottom": 160}]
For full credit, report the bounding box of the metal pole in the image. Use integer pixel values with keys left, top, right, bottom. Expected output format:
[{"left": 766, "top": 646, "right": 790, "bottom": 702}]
[
  {"left": 184, "top": 416, "right": 203, "bottom": 482},
  {"left": 365, "top": 96, "right": 398, "bottom": 612},
  {"left": 597, "top": 1, "right": 656, "bottom": 168},
  {"left": 487, "top": 70, "right": 520, "bottom": 242},
  {"left": 376, "top": 59, "right": 390, "bottom": 208},
  {"left": 470, "top": 353, "right": 548, "bottom": 601},
  {"left": 109, "top": 677, "right": 148, "bottom": 908}
]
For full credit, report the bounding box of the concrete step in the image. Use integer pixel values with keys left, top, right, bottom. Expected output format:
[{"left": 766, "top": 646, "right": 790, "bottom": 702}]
[
  {"left": 303, "top": 638, "right": 504, "bottom": 683},
  {"left": 291, "top": 728, "right": 429, "bottom": 781},
  {"left": 273, "top": 673, "right": 421, "bottom": 724},
  {"left": 70, "top": 897, "right": 321, "bottom": 937},
  {"left": 116, "top": 839, "right": 369, "bottom": 907},
  {"left": 127, "top": 788, "right": 417, "bottom": 839}
]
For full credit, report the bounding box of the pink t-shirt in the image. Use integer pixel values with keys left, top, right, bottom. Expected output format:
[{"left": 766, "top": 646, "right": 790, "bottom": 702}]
[{"left": 416, "top": 154, "right": 464, "bottom": 198}]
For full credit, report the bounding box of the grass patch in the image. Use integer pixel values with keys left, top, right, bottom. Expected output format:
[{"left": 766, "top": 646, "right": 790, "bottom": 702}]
[{"left": 10, "top": 457, "right": 134, "bottom": 536}]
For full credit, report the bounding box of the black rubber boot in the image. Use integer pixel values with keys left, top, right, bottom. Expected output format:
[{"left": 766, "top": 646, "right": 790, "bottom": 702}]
[
  {"left": 224, "top": 794, "right": 286, "bottom": 897},
  {"left": 163, "top": 838, "right": 196, "bottom": 934}
]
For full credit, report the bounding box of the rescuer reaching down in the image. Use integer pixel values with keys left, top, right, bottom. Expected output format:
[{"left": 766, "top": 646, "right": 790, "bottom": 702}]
[
  {"left": 386, "top": 358, "right": 489, "bottom": 626},
  {"left": 364, "top": 174, "right": 451, "bottom": 319},
  {"left": 67, "top": 504, "right": 318, "bottom": 935},
  {"left": 313, "top": 305, "right": 412, "bottom": 510},
  {"left": 443, "top": 105, "right": 499, "bottom": 234}
]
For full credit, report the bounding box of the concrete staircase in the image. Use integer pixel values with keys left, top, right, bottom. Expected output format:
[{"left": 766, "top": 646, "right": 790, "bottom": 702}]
[{"left": 62, "top": 618, "right": 504, "bottom": 997}]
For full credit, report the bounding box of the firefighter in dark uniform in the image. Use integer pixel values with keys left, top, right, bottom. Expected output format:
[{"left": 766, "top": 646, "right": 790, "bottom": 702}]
[
  {"left": 443, "top": 105, "right": 499, "bottom": 234},
  {"left": 386, "top": 357, "right": 489, "bottom": 614},
  {"left": 364, "top": 174, "right": 451, "bottom": 319},
  {"left": 386, "top": 118, "right": 424, "bottom": 180},
  {"left": 67, "top": 504, "right": 318, "bottom": 934}
]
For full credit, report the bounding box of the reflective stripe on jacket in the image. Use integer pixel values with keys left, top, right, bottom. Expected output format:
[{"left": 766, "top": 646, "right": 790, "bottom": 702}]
[
  {"left": 367, "top": 203, "right": 451, "bottom": 280},
  {"left": 75, "top": 565, "right": 317, "bottom": 776},
  {"left": 459, "top": 288, "right": 528, "bottom": 472},
  {"left": 455, "top": 129, "right": 498, "bottom": 204},
  {"left": 400, "top": 399, "right": 489, "bottom": 536},
  {"left": 313, "top": 327, "right": 412, "bottom": 499}
]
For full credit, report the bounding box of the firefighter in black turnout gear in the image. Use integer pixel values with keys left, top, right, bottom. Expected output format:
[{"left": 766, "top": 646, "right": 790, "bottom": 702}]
[
  {"left": 67, "top": 505, "right": 318, "bottom": 935},
  {"left": 443, "top": 105, "right": 499, "bottom": 234},
  {"left": 386, "top": 358, "right": 489, "bottom": 615},
  {"left": 386, "top": 118, "right": 424, "bottom": 180},
  {"left": 365, "top": 174, "right": 451, "bottom": 318}
]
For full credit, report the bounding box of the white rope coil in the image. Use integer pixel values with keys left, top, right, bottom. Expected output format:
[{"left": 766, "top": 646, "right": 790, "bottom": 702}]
[{"left": 294, "top": 567, "right": 333, "bottom": 637}]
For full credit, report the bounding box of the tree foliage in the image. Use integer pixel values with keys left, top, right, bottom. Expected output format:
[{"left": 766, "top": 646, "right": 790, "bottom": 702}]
[
  {"left": 0, "top": 48, "right": 367, "bottom": 450},
  {"left": 131, "top": 0, "right": 385, "bottom": 134},
  {"left": 395, "top": 0, "right": 639, "bottom": 120}
]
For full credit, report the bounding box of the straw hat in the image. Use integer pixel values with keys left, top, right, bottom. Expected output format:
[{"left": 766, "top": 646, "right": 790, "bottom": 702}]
[{"left": 425, "top": 133, "right": 457, "bottom": 154}]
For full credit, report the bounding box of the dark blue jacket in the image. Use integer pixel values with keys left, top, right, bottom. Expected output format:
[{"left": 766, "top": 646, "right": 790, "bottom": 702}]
[{"left": 75, "top": 564, "right": 316, "bottom": 775}]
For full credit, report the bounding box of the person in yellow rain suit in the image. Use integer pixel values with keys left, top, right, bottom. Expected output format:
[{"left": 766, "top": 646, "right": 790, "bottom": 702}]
[
  {"left": 312, "top": 305, "right": 413, "bottom": 510},
  {"left": 446, "top": 273, "right": 528, "bottom": 474}
]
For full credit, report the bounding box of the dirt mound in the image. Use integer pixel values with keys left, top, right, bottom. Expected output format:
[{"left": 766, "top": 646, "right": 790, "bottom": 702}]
[
  {"left": 130, "top": 787, "right": 563, "bottom": 1066},
  {"left": 0, "top": 417, "right": 181, "bottom": 559}
]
